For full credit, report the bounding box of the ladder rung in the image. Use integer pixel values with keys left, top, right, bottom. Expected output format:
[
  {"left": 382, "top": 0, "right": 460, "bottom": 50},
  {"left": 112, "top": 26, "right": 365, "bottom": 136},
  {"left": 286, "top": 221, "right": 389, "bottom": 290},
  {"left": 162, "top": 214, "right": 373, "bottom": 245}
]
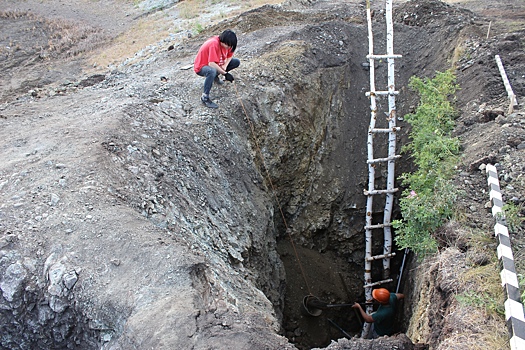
[
  {"left": 364, "top": 223, "right": 392, "bottom": 230},
  {"left": 366, "top": 252, "right": 396, "bottom": 262},
  {"left": 367, "top": 155, "right": 401, "bottom": 164},
  {"left": 367, "top": 54, "right": 402, "bottom": 59},
  {"left": 364, "top": 188, "right": 398, "bottom": 196},
  {"left": 366, "top": 91, "right": 399, "bottom": 97},
  {"left": 364, "top": 278, "right": 393, "bottom": 288},
  {"left": 370, "top": 127, "right": 400, "bottom": 134}
]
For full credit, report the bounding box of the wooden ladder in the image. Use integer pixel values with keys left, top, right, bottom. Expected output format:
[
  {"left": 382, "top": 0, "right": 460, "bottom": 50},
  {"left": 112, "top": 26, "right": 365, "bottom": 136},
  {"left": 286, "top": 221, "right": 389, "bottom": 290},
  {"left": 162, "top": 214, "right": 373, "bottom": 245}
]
[{"left": 361, "top": 0, "right": 401, "bottom": 338}]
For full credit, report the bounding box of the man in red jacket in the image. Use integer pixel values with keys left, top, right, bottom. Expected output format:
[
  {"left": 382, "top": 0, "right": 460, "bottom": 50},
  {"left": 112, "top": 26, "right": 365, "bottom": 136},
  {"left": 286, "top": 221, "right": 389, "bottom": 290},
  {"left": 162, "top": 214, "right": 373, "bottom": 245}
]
[{"left": 194, "top": 29, "right": 240, "bottom": 108}]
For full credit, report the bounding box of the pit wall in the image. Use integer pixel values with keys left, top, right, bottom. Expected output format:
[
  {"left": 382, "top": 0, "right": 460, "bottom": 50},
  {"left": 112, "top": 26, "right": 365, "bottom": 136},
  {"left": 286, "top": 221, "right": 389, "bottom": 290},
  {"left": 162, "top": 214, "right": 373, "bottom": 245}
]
[
  {"left": 236, "top": 19, "right": 404, "bottom": 347},
  {"left": 234, "top": 2, "right": 493, "bottom": 348},
  {"left": 241, "top": 23, "right": 378, "bottom": 258},
  {"left": 0, "top": 2, "right": 499, "bottom": 349},
  {"left": 238, "top": 0, "right": 477, "bottom": 258}
]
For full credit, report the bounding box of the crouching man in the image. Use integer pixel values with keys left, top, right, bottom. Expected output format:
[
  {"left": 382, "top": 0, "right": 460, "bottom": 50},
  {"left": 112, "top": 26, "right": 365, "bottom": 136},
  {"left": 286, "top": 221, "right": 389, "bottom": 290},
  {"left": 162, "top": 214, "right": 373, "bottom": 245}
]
[{"left": 193, "top": 29, "right": 240, "bottom": 109}]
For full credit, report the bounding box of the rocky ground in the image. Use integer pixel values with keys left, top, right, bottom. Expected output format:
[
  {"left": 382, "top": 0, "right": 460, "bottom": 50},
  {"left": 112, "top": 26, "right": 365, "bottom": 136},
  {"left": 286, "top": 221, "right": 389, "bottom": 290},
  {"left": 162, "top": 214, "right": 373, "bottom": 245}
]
[{"left": 1, "top": 0, "right": 524, "bottom": 349}]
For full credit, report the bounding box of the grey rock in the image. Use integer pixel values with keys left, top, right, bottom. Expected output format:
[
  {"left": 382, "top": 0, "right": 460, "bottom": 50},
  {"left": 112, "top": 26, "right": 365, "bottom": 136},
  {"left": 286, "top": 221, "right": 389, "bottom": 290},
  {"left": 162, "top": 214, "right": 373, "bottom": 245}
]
[{"left": 0, "top": 262, "right": 27, "bottom": 302}]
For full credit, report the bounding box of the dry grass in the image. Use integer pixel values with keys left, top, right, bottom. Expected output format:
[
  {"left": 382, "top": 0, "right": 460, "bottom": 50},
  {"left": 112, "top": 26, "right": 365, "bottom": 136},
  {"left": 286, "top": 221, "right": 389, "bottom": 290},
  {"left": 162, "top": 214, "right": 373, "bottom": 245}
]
[
  {"left": 408, "top": 244, "right": 509, "bottom": 349},
  {"left": 86, "top": 0, "right": 283, "bottom": 72},
  {"left": 0, "top": 10, "right": 29, "bottom": 19},
  {"left": 458, "top": 261, "right": 505, "bottom": 315},
  {"left": 437, "top": 318, "right": 509, "bottom": 350},
  {"left": 88, "top": 15, "right": 171, "bottom": 70},
  {"left": 449, "top": 233, "right": 508, "bottom": 349},
  {"left": 178, "top": 0, "right": 206, "bottom": 19},
  {"left": 455, "top": 225, "right": 506, "bottom": 315},
  {"left": 438, "top": 303, "right": 509, "bottom": 350},
  {"left": 255, "top": 41, "right": 308, "bottom": 75},
  {"left": 1, "top": 10, "right": 108, "bottom": 59}
]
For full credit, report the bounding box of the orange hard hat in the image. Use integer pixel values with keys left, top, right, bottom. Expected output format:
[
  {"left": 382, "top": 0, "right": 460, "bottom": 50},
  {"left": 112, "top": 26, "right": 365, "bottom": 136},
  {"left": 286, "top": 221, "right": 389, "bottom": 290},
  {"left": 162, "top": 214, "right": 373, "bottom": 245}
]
[{"left": 372, "top": 288, "right": 391, "bottom": 305}]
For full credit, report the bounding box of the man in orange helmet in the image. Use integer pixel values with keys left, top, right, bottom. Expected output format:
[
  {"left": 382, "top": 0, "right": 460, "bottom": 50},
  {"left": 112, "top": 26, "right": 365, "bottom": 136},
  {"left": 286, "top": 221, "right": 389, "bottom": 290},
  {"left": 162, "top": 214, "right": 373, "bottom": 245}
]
[{"left": 352, "top": 288, "right": 404, "bottom": 338}]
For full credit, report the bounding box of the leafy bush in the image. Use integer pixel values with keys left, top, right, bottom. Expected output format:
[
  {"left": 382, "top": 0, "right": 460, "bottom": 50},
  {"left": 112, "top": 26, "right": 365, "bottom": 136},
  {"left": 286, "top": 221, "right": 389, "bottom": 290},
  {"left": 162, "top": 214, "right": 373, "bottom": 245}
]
[{"left": 393, "top": 70, "right": 460, "bottom": 257}]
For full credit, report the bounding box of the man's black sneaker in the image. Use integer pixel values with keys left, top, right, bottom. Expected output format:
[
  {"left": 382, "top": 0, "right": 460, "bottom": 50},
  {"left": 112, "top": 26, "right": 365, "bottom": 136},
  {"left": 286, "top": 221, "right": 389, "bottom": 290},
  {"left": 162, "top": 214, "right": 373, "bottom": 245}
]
[
  {"left": 201, "top": 96, "right": 218, "bottom": 108},
  {"left": 214, "top": 76, "right": 224, "bottom": 85}
]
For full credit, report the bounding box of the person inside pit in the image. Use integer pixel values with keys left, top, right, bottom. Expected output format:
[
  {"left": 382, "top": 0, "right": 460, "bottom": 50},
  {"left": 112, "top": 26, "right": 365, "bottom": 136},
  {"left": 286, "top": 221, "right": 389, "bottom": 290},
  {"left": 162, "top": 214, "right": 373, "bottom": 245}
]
[
  {"left": 352, "top": 288, "right": 404, "bottom": 338},
  {"left": 193, "top": 29, "right": 240, "bottom": 109}
]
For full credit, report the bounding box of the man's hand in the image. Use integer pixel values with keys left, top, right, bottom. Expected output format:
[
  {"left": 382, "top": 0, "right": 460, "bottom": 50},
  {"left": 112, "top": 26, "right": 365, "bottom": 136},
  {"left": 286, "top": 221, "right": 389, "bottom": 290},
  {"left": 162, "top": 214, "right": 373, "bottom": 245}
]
[
  {"left": 352, "top": 302, "right": 374, "bottom": 323},
  {"left": 224, "top": 72, "right": 234, "bottom": 83}
]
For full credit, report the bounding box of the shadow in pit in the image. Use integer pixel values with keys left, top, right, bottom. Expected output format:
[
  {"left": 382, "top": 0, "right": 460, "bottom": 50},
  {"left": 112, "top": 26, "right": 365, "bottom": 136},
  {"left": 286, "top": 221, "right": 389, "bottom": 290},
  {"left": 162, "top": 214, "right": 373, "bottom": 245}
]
[{"left": 277, "top": 240, "right": 363, "bottom": 349}]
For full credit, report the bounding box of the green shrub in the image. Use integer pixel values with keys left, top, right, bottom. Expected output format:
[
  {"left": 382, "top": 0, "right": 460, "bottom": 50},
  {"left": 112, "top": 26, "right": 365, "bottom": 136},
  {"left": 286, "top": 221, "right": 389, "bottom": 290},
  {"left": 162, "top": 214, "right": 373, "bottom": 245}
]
[
  {"left": 519, "top": 274, "right": 525, "bottom": 304},
  {"left": 392, "top": 70, "right": 460, "bottom": 257},
  {"left": 502, "top": 202, "right": 525, "bottom": 233},
  {"left": 193, "top": 22, "right": 205, "bottom": 34},
  {"left": 456, "top": 291, "right": 505, "bottom": 316}
]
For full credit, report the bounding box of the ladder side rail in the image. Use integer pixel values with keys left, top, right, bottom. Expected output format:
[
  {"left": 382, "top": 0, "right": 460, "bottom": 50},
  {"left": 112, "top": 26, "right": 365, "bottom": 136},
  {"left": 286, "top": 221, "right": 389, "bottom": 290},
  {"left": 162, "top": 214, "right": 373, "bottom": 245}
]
[
  {"left": 363, "top": 0, "right": 376, "bottom": 338},
  {"left": 382, "top": 0, "right": 397, "bottom": 279},
  {"left": 362, "top": 0, "right": 376, "bottom": 338}
]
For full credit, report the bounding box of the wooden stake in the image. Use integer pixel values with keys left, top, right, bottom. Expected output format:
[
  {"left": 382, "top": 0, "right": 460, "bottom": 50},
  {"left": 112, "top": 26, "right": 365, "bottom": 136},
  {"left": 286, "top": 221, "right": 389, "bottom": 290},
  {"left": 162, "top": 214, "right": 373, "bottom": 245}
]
[
  {"left": 495, "top": 55, "right": 519, "bottom": 109},
  {"left": 508, "top": 95, "right": 515, "bottom": 115},
  {"left": 487, "top": 21, "right": 492, "bottom": 39}
]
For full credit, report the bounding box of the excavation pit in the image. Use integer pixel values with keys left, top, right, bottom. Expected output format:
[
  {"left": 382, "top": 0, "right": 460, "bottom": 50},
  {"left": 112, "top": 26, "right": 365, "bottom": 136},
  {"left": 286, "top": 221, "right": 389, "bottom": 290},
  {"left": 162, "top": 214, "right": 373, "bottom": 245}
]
[
  {"left": 1, "top": 0, "right": 524, "bottom": 349},
  {"left": 278, "top": 240, "right": 407, "bottom": 349}
]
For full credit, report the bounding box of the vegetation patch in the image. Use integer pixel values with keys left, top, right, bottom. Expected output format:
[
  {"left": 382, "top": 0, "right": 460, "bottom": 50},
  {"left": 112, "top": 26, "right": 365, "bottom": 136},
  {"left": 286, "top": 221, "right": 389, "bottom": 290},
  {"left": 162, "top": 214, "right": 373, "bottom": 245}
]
[
  {"left": 456, "top": 260, "right": 505, "bottom": 317},
  {"left": 396, "top": 69, "right": 511, "bottom": 348},
  {"left": 393, "top": 70, "right": 461, "bottom": 257},
  {"left": 0, "top": 10, "right": 108, "bottom": 60},
  {"left": 501, "top": 202, "right": 525, "bottom": 233}
]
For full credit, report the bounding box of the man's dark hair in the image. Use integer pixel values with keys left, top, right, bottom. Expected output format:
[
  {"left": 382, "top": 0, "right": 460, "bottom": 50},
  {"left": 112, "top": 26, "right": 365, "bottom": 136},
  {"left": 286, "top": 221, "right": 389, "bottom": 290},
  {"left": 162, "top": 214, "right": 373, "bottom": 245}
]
[{"left": 219, "top": 29, "right": 237, "bottom": 52}]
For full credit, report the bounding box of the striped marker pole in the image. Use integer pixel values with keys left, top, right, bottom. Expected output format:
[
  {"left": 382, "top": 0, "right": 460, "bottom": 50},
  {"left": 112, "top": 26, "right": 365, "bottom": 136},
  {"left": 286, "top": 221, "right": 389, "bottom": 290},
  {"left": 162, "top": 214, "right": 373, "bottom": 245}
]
[{"left": 486, "top": 164, "right": 525, "bottom": 350}]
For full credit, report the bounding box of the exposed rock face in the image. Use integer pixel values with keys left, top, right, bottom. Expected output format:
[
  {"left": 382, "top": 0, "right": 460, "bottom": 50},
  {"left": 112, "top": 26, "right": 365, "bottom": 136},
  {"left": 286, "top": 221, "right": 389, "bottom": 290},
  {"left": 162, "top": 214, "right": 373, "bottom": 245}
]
[{"left": 1, "top": 0, "right": 524, "bottom": 349}]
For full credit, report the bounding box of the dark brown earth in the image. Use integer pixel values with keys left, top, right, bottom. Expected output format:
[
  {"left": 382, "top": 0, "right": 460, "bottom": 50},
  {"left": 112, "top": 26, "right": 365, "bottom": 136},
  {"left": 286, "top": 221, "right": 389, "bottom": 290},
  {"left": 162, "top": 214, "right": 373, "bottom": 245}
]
[{"left": 1, "top": 0, "right": 524, "bottom": 349}]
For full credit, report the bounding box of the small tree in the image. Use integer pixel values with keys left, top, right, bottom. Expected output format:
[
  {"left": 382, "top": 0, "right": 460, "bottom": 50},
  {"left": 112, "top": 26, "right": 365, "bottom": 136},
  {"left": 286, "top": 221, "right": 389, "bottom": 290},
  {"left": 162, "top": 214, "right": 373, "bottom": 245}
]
[{"left": 393, "top": 70, "right": 460, "bottom": 257}]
